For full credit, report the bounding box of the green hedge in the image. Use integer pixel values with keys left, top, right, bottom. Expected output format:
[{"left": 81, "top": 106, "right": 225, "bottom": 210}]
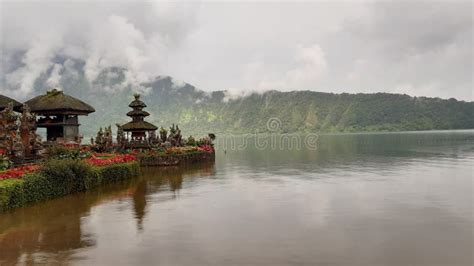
[
  {"left": 0, "top": 160, "right": 139, "bottom": 212},
  {"left": 0, "top": 179, "right": 25, "bottom": 211},
  {"left": 98, "top": 162, "right": 140, "bottom": 184}
]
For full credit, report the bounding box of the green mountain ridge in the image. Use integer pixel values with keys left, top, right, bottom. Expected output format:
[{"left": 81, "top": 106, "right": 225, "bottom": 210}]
[{"left": 12, "top": 61, "right": 474, "bottom": 137}]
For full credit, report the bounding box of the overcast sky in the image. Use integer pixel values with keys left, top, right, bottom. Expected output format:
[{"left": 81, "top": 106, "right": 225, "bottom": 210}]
[{"left": 0, "top": 0, "right": 472, "bottom": 101}]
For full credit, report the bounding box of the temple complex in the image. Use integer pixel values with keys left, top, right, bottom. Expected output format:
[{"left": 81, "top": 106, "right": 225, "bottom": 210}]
[
  {"left": 1, "top": 90, "right": 215, "bottom": 212},
  {"left": 121, "top": 94, "right": 158, "bottom": 148},
  {"left": 25, "top": 89, "right": 95, "bottom": 143}
]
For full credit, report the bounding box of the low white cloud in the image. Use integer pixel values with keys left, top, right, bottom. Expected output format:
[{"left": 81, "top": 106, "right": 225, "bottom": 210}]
[
  {"left": 223, "top": 89, "right": 256, "bottom": 103},
  {"left": 341, "top": 0, "right": 472, "bottom": 100},
  {"left": 5, "top": 31, "right": 63, "bottom": 97},
  {"left": 84, "top": 15, "right": 156, "bottom": 87},
  {"left": 0, "top": 1, "right": 199, "bottom": 98},
  {"left": 284, "top": 44, "right": 328, "bottom": 89},
  {"left": 46, "top": 63, "right": 64, "bottom": 88},
  {"left": 0, "top": 1, "right": 471, "bottom": 101},
  {"left": 239, "top": 44, "right": 327, "bottom": 94},
  {"left": 171, "top": 77, "right": 186, "bottom": 89}
]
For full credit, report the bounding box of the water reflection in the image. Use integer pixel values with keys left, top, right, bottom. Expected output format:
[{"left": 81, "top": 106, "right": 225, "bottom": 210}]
[
  {"left": 0, "top": 192, "right": 96, "bottom": 264},
  {"left": 0, "top": 162, "right": 215, "bottom": 265},
  {"left": 0, "top": 131, "right": 473, "bottom": 265},
  {"left": 216, "top": 130, "right": 474, "bottom": 174},
  {"left": 132, "top": 180, "right": 147, "bottom": 231},
  {"left": 132, "top": 163, "right": 216, "bottom": 231}
]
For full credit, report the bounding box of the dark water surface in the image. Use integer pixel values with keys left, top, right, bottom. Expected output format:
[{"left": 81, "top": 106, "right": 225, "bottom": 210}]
[{"left": 1, "top": 130, "right": 473, "bottom": 265}]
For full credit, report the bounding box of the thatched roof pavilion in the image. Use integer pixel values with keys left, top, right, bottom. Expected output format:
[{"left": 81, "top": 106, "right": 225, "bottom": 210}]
[
  {"left": 0, "top": 94, "right": 23, "bottom": 112},
  {"left": 25, "top": 89, "right": 95, "bottom": 142},
  {"left": 25, "top": 89, "right": 95, "bottom": 115}
]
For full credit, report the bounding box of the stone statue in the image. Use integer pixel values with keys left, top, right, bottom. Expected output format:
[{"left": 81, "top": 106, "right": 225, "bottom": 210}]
[{"left": 105, "top": 126, "right": 113, "bottom": 150}]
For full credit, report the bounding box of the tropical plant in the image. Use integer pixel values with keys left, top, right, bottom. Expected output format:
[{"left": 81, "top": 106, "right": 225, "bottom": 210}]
[
  {"left": 186, "top": 136, "right": 196, "bottom": 146},
  {"left": 0, "top": 152, "right": 11, "bottom": 171},
  {"left": 47, "top": 145, "right": 92, "bottom": 160}
]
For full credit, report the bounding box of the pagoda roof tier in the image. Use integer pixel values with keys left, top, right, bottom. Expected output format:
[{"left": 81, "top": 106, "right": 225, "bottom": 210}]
[
  {"left": 0, "top": 94, "right": 23, "bottom": 112},
  {"left": 127, "top": 110, "right": 150, "bottom": 117},
  {"left": 129, "top": 94, "right": 147, "bottom": 108},
  {"left": 122, "top": 121, "right": 158, "bottom": 131},
  {"left": 25, "top": 89, "right": 95, "bottom": 115}
]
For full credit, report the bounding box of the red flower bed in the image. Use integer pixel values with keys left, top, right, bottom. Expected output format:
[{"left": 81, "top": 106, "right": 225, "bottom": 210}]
[
  {"left": 85, "top": 154, "right": 137, "bottom": 166},
  {"left": 0, "top": 165, "right": 40, "bottom": 180},
  {"left": 198, "top": 145, "right": 214, "bottom": 153},
  {"left": 91, "top": 153, "right": 115, "bottom": 158}
]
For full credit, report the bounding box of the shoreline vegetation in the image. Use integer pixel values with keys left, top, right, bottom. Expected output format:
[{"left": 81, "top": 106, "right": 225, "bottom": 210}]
[
  {"left": 188, "top": 125, "right": 474, "bottom": 136},
  {"left": 0, "top": 147, "right": 215, "bottom": 212},
  {"left": 211, "top": 128, "right": 474, "bottom": 137}
]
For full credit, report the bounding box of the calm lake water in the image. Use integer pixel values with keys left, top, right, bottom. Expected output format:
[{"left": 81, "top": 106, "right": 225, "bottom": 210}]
[{"left": 1, "top": 130, "right": 473, "bottom": 265}]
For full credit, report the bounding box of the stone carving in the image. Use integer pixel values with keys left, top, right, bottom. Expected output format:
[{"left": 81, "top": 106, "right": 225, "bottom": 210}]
[
  {"left": 105, "top": 126, "right": 113, "bottom": 150},
  {"left": 116, "top": 123, "right": 126, "bottom": 150},
  {"left": 0, "top": 103, "right": 42, "bottom": 159},
  {"left": 0, "top": 103, "right": 19, "bottom": 157},
  {"left": 19, "top": 104, "right": 42, "bottom": 157},
  {"left": 12, "top": 133, "right": 24, "bottom": 158}
]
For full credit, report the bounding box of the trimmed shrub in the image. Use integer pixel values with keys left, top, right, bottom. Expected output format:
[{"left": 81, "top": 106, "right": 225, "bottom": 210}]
[
  {"left": 22, "top": 173, "right": 54, "bottom": 204},
  {"left": 98, "top": 162, "right": 140, "bottom": 183},
  {"left": 84, "top": 167, "right": 102, "bottom": 189},
  {"left": 41, "top": 159, "right": 86, "bottom": 196},
  {"left": 0, "top": 179, "right": 25, "bottom": 212},
  {"left": 0, "top": 160, "right": 139, "bottom": 212}
]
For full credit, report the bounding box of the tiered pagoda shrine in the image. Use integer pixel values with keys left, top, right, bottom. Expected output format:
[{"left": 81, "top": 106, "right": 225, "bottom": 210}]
[
  {"left": 25, "top": 89, "right": 95, "bottom": 142},
  {"left": 122, "top": 94, "right": 157, "bottom": 148}
]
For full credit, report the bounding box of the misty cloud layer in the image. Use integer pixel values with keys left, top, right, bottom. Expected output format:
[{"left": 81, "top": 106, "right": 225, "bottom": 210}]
[{"left": 0, "top": 0, "right": 472, "bottom": 101}]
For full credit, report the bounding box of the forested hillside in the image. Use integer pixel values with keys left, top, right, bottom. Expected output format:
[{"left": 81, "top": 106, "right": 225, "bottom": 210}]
[{"left": 12, "top": 62, "right": 474, "bottom": 136}]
